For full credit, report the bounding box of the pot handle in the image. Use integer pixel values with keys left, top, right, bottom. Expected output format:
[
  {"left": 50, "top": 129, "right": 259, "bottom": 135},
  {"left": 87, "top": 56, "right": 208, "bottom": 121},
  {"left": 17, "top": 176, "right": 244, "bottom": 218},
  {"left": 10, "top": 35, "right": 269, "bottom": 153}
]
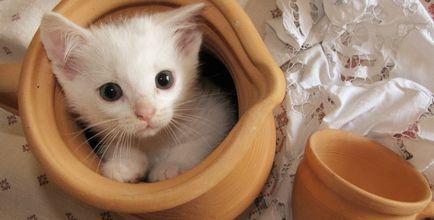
[
  {"left": 417, "top": 202, "right": 434, "bottom": 219},
  {"left": 0, "top": 63, "right": 21, "bottom": 115}
]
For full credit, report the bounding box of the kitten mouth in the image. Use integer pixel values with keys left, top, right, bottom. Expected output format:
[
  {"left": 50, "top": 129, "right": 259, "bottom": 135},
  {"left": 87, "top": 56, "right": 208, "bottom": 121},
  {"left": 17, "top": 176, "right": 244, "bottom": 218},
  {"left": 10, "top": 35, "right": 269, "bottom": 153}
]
[
  {"left": 137, "top": 122, "right": 160, "bottom": 134},
  {"left": 137, "top": 126, "right": 160, "bottom": 137},
  {"left": 140, "top": 125, "right": 156, "bottom": 131},
  {"left": 142, "top": 121, "right": 157, "bottom": 129},
  {"left": 134, "top": 119, "right": 168, "bottom": 137}
]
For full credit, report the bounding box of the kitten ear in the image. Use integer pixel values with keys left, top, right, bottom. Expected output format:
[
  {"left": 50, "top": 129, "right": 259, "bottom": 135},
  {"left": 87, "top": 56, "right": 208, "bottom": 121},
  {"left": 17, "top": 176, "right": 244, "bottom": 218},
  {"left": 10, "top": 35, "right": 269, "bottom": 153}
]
[
  {"left": 158, "top": 3, "right": 205, "bottom": 57},
  {"left": 40, "top": 12, "right": 91, "bottom": 80}
]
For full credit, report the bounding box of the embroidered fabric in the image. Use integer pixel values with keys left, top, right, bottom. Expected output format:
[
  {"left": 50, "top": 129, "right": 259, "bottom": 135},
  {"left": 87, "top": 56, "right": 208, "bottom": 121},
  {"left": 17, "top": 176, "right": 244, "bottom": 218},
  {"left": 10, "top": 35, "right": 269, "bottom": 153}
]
[{"left": 243, "top": 0, "right": 434, "bottom": 219}]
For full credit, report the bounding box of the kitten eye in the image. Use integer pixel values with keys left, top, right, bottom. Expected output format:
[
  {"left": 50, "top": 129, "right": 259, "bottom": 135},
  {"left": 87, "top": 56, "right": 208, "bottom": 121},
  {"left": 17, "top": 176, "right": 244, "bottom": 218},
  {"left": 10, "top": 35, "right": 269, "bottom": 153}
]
[
  {"left": 99, "top": 82, "right": 123, "bottom": 101},
  {"left": 155, "top": 70, "right": 174, "bottom": 89}
]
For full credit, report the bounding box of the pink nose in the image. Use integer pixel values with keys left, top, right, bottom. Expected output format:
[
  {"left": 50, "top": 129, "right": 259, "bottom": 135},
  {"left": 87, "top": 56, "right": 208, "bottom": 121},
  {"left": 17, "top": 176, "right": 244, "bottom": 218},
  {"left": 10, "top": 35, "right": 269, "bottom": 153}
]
[{"left": 135, "top": 104, "right": 156, "bottom": 122}]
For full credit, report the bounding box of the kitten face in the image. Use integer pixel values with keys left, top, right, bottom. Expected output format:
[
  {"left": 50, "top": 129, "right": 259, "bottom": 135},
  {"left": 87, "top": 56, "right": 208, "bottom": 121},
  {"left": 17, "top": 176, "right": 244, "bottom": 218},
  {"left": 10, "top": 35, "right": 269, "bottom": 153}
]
[
  {"left": 40, "top": 4, "right": 204, "bottom": 137},
  {"left": 65, "top": 22, "right": 189, "bottom": 137}
]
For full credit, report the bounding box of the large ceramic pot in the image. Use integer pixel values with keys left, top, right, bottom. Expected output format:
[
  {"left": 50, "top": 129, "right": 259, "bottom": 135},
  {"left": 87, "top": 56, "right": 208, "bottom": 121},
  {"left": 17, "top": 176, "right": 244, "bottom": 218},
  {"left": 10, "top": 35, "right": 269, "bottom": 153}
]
[{"left": 0, "top": 0, "right": 285, "bottom": 219}]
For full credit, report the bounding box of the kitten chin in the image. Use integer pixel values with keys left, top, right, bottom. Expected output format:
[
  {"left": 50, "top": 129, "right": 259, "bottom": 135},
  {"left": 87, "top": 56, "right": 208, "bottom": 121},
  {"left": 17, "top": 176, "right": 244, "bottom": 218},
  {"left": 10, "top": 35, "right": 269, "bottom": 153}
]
[
  {"left": 136, "top": 127, "right": 161, "bottom": 138},
  {"left": 40, "top": 3, "right": 236, "bottom": 183}
]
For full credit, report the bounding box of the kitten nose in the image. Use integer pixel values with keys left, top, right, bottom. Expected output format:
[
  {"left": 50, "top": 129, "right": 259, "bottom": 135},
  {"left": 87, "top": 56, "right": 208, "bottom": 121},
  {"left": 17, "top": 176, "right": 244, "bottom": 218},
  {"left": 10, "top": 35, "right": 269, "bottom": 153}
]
[
  {"left": 135, "top": 107, "right": 156, "bottom": 122},
  {"left": 135, "top": 102, "right": 155, "bottom": 122}
]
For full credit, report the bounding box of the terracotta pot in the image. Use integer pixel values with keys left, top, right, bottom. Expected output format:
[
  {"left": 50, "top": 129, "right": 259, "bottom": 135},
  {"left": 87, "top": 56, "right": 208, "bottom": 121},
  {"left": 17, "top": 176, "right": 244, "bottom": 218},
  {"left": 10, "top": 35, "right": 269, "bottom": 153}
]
[
  {"left": 293, "top": 129, "right": 434, "bottom": 220},
  {"left": 0, "top": 0, "right": 285, "bottom": 219}
]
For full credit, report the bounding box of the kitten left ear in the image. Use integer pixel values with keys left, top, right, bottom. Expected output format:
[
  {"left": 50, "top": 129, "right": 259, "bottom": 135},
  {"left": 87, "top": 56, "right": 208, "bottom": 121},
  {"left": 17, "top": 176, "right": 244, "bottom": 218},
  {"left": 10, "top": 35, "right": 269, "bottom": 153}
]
[
  {"left": 158, "top": 3, "right": 205, "bottom": 57},
  {"left": 40, "top": 12, "right": 92, "bottom": 80}
]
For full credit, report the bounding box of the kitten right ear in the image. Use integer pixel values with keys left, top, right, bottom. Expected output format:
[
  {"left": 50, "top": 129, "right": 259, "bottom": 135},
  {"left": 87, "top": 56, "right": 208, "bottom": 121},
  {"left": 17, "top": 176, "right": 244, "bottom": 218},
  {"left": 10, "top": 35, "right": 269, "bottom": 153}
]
[
  {"left": 40, "top": 12, "right": 91, "bottom": 80},
  {"left": 156, "top": 3, "right": 205, "bottom": 57}
]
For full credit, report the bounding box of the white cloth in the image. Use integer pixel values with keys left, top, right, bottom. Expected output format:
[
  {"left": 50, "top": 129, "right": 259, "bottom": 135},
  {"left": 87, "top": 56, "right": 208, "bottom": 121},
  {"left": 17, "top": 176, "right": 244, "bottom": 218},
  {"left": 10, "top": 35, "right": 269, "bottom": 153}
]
[
  {"left": 0, "top": 108, "right": 122, "bottom": 219},
  {"left": 243, "top": 0, "right": 434, "bottom": 219},
  {"left": 0, "top": 0, "right": 59, "bottom": 63}
]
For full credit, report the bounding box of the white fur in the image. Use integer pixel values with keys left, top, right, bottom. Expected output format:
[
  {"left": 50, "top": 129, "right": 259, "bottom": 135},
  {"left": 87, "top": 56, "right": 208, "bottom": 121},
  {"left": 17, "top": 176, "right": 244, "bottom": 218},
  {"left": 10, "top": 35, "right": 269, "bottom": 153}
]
[{"left": 40, "top": 3, "right": 235, "bottom": 182}]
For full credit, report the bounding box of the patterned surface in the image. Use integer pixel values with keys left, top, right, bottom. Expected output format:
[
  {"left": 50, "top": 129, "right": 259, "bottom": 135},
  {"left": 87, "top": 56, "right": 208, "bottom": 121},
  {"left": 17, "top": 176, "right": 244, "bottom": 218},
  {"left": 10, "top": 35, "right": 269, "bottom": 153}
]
[
  {"left": 243, "top": 0, "right": 434, "bottom": 219},
  {"left": 0, "top": 109, "right": 120, "bottom": 219},
  {"left": 2, "top": 0, "right": 434, "bottom": 220}
]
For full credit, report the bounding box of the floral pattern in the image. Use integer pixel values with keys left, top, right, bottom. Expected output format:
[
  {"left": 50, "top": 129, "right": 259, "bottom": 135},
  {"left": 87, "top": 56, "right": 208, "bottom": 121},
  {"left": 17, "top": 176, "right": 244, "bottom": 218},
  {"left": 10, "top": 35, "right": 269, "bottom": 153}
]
[
  {"left": 37, "top": 174, "right": 49, "bottom": 186},
  {"left": 429, "top": 4, "right": 434, "bottom": 18},
  {"left": 11, "top": 13, "right": 20, "bottom": 21},
  {"left": 27, "top": 214, "right": 37, "bottom": 220},
  {"left": 245, "top": 0, "right": 434, "bottom": 219},
  {"left": 2, "top": 46, "right": 12, "bottom": 55},
  {"left": 100, "top": 212, "right": 114, "bottom": 220},
  {"left": 1, "top": 178, "right": 11, "bottom": 191},
  {"left": 270, "top": 8, "right": 282, "bottom": 19},
  {"left": 6, "top": 114, "right": 17, "bottom": 125},
  {"left": 422, "top": 0, "right": 434, "bottom": 18},
  {"left": 22, "top": 144, "right": 30, "bottom": 152},
  {"left": 65, "top": 213, "right": 77, "bottom": 220},
  {"left": 0, "top": 106, "right": 121, "bottom": 218}
]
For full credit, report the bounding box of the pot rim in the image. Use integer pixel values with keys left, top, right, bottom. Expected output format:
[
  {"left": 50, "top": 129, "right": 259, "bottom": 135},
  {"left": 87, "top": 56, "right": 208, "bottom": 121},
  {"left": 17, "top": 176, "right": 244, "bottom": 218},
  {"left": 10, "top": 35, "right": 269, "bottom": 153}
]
[{"left": 305, "top": 129, "right": 432, "bottom": 215}]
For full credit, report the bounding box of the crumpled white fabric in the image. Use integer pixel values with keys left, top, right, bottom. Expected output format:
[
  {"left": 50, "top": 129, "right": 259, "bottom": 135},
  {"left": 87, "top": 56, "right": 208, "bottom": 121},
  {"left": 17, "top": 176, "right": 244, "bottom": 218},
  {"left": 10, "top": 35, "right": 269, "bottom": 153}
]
[{"left": 244, "top": 0, "right": 434, "bottom": 219}]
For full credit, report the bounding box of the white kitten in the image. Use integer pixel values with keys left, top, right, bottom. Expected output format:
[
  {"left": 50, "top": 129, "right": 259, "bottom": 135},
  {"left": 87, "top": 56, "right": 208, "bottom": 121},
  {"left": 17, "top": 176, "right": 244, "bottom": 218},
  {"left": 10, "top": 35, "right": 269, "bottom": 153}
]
[{"left": 39, "top": 3, "right": 235, "bottom": 183}]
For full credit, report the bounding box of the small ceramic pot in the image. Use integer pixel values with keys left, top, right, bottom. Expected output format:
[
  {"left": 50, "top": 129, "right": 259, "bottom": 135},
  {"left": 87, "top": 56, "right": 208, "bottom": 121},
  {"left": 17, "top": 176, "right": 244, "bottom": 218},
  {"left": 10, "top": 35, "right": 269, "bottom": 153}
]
[
  {"left": 0, "top": 0, "right": 285, "bottom": 219},
  {"left": 293, "top": 129, "right": 434, "bottom": 220}
]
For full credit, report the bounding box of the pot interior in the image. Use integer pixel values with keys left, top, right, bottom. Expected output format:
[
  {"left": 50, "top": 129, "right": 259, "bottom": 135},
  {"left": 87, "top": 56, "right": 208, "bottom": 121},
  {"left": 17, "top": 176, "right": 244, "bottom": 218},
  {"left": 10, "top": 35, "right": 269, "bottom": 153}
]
[{"left": 312, "top": 131, "right": 430, "bottom": 203}]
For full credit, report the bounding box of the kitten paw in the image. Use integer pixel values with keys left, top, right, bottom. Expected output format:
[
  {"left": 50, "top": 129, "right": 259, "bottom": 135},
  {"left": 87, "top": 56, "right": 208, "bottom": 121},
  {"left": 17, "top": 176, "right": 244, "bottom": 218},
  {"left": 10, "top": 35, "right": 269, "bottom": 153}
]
[
  {"left": 101, "top": 156, "right": 148, "bottom": 183},
  {"left": 148, "top": 163, "right": 181, "bottom": 182}
]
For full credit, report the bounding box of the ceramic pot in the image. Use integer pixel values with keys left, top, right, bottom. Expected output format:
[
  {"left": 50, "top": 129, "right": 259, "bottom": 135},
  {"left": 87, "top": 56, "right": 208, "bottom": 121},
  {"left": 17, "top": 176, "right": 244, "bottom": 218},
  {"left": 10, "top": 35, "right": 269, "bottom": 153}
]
[
  {"left": 0, "top": 0, "right": 285, "bottom": 219},
  {"left": 293, "top": 129, "right": 434, "bottom": 220}
]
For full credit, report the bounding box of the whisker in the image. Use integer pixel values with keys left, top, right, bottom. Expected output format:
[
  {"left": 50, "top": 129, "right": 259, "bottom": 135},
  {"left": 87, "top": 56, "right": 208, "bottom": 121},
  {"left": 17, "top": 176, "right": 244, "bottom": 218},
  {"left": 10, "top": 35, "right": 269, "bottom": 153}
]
[
  {"left": 169, "top": 118, "right": 190, "bottom": 141},
  {"left": 173, "top": 93, "right": 228, "bottom": 107},
  {"left": 112, "top": 128, "right": 124, "bottom": 171},
  {"left": 93, "top": 126, "right": 118, "bottom": 156},
  {"left": 86, "top": 126, "right": 118, "bottom": 164},
  {"left": 67, "top": 118, "right": 119, "bottom": 138},
  {"left": 171, "top": 118, "right": 218, "bottom": 152},
  {"left": 172, "top": 113, "right": 231, "bottom": 136},
  {"left": 171, "top": 118, "right": 201, "bottom": 137},
  {"left": 72, "top": 125, "right": 113, "bottom": 155},
  {"left": 126, "top": 127, "right": 133, "bottom": 162},
  {"left": 73, "top": 124, "right": 116, "bottom": 166},
  {"left": 120, "top": 129, "right": 128, "bottom": 164},
  {"left": 96, "top": 127, "right": 120, "bottom": 173},
  {"left": 79, "top": 126, "right": 117, "bottom": 171},
  {"left": 163, "top": 123, "right": 176, "bottom": 144},
  {"left": 163, "top": 121, "right": 182, "bottom": 145},
  {"left": 172, "top": 113, "right": 214, "bottom": 125}
]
